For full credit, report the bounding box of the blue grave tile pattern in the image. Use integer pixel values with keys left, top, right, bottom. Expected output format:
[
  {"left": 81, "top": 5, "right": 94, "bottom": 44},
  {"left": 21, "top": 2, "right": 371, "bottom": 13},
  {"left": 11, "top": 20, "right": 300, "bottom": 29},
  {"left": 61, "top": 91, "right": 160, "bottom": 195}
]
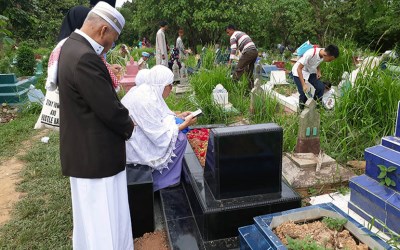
[
  {"left": 365, "top": 145, "right": 400, "bottom": 190},
  {"left": 239, "top": 203, "right": 393, "bottom": 250},
  {"left": 349, "top": 102, "right": 400, "bottom": 236},
  {"left": 395, "top": 101, "right": 399, "bottom": 137},
  {"left": 382, "top": 136, "right": 400, "bottom": 152}
]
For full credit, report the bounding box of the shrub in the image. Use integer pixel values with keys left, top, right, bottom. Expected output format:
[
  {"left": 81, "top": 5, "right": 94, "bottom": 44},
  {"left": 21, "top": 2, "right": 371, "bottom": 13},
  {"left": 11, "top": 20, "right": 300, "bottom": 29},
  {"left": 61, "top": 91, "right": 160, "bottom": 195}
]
[{"left": 16, "top": 42, "right": 35, "bottom": 76}]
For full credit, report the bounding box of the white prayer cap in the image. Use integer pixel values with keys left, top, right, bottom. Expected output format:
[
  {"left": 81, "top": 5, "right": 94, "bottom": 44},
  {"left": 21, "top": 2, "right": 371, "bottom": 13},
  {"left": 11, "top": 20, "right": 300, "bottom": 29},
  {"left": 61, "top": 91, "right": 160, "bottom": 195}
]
[{"left": 90, "top": 1, "right": 125, "bottom": 34}]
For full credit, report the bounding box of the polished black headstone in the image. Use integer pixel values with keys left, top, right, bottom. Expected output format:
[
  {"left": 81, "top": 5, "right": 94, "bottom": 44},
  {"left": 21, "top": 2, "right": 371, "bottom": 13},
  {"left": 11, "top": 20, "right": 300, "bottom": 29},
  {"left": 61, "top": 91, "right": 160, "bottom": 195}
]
[
  {"left": 204, "top": 124, "right": 283, "bottom": 199},
  {"left": 126, "top": 164, "right": 155, "bottom": 238},
  {"left": 183, "top": 142, "right": 301, "bottom": 242}
]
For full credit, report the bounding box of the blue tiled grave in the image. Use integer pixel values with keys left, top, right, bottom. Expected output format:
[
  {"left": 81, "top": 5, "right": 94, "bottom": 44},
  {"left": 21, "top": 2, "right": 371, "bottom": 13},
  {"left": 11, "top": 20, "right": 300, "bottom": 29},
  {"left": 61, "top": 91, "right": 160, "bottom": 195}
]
[
  {"left": 0, "top": 74, "right": 37, "bottom": 103},
  {"left": 396, "top": 101, "right": 400, "bottom": 137},
  {"left": 349, "top": 100, "right": 400, "bottom": 234},
  {"left": 239, "top": 203, "right": 392, "bottom": 249},
  {"left": 161, "top": 124, "right": 301, "bottom": 250},
  {"left": 365, "top": 145, "right": 400, "bottom": 190}
]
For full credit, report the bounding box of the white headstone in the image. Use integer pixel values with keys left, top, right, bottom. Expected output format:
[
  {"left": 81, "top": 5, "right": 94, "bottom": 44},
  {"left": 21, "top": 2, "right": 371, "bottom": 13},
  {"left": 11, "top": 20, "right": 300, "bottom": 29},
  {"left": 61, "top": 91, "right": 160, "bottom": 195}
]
[
  {"left": 212, "top": 84, "right": 228, "bottom": 105},
  {"left": 172, "top": 60, "right": 180, "bottom": 82},
  {"left": 180, "top": 63, "right": 188, "bottom": 85},
  {"left": 270, "top": 70, "right": 287, "bottom": 85}
]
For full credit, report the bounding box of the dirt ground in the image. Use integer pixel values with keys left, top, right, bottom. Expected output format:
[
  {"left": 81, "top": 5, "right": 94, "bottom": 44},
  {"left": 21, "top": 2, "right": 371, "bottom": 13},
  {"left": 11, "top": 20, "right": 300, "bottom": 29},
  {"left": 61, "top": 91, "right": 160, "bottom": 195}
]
[
  {"left": 0, "top": 129, "right": 48, "bottom": 225},
  {"left": 274, "top": 220, "right": 368, "bottom": 249},
  {"left": 134, "top": 231, "right": 170, "bottom": 250}
]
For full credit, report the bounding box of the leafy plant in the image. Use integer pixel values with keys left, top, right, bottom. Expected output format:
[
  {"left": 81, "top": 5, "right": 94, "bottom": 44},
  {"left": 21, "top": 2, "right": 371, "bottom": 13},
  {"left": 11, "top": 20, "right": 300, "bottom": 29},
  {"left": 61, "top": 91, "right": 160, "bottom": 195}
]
[
  {"left": 322, "top": 217, "right": 347, "bottom": 231},
  {"left": 337, "top": 186, "right": 350, "bottom": 196},
  {"left": 16, "top": 42, "right": 35, "bottom": 76},
  {"left": 286, "top": 236, "right": 327, "bottom": 250},
  {"left": 0, "top": 15, "right": 14, "bottom": 46},
  {"left": 377, "top": 164, "right": 397, "bottom": 187}
]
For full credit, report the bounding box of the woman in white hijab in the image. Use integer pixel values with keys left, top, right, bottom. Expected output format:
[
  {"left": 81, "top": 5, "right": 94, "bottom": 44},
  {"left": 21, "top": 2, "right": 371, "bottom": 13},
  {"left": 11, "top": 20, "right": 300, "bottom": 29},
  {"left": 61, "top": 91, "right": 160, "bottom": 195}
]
[{"left": 122, "top": 65, "right": 196, "bottom": 191}]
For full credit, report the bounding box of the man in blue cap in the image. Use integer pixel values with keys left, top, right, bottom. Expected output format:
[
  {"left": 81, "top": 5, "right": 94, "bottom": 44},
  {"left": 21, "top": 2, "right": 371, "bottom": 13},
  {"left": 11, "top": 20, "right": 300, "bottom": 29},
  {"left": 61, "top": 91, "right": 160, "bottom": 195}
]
[{"left": 138, "top": 51, "right": 150, "bottom": 70}]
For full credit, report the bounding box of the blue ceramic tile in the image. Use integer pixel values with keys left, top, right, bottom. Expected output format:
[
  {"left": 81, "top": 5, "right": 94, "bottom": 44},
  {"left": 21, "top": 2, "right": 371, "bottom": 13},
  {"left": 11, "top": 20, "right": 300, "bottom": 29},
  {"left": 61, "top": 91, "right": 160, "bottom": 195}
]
[
  {"left": 239, "top": 225, "right": 272, "bottom": 250},
  {"left": 349, "top": 175, "right": 395, "bottom": 210},
  {"left": 350, "top": 189, "right": 386, "bottom": 222},
  {"left": 365, "top": 145, "right": 400, "bottom": 190},
  {"left": 348, "top": 202, "right": 386, "bottom": 232},
  {"left": 386, "top": 209, "right": 400, "bottom": 234},
  {"left": 395, "top": 101, "right": 399, "bottom": 137},
  {"left": 382, "top": 136, "right": 400, "bottom": 152},
  {"left": 387, "top": 192, "right": 400, "bottom": 210}
]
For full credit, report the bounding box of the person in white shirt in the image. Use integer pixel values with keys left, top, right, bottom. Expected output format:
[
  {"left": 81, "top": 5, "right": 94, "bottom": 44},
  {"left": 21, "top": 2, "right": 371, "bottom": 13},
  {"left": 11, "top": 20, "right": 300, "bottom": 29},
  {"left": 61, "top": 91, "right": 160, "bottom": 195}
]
[
  {"left": 292, "top": 44, "right": 339, "bottom": 110},
  {"left": 156, "top": 21, "right": 168, "bottom": 66}
]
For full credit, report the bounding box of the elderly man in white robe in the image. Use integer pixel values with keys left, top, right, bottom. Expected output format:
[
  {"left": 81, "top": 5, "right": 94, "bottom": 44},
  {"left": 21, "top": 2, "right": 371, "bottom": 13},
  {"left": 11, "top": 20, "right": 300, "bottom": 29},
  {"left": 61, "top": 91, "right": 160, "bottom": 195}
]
[{"left": 57, "top": 2, "right": 135, "bottom": 249}]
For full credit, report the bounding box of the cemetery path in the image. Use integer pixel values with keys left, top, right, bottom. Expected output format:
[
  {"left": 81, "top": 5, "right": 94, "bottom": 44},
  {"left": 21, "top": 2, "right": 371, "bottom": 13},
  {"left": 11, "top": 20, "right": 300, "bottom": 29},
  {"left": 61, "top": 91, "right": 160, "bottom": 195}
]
[{"left": 0, "top": 129, "right": 49, "bottom": 225}]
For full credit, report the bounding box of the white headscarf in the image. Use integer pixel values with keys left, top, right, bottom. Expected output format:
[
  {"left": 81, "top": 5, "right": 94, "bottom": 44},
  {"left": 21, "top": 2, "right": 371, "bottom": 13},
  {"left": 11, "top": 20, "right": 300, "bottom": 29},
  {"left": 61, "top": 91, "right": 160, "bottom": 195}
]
[
  {"left": 122, "top": 65, "right": 178, "bottom": 171},
  {"left": 135, "top": 68, "right": 150, "bottom": 87}
]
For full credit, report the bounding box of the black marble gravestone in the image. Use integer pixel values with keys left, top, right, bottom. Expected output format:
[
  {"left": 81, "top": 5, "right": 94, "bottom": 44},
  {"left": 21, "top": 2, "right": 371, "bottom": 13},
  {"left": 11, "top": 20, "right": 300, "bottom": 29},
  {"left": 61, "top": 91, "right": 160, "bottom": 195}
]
[
  {"left": 204, "top": 124, "right": 282, "bottom": 199},
  {"left": 126, "top": 164, "right": 154, "bottom": 238},
  {"left": 161, "top": 124, "right": 301, "bottom": 249}
]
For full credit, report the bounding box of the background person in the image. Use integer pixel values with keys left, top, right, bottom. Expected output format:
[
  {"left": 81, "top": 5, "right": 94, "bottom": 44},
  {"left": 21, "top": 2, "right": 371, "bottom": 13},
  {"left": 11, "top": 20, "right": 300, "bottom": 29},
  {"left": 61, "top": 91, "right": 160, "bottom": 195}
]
[
  {"left": 291, "top": 44, "right": 339, "bottom": 110},
  {"left": 138, "top": 51, "right": 150, "bottom": 70},
  {"left": 156, "top": 21, "right": 168, "bottom": 66},
  {"left": 57, "top": 2, "right": 134, "bottom": 249},
  {"left": 121, "top": 65, "right": 197, "bottom": 191},
  {"left": 176, "top": 28, "right": 189, "bottom": 61},
  {"left": 225, "top": 24, "right": 258, "bottom": 89}
]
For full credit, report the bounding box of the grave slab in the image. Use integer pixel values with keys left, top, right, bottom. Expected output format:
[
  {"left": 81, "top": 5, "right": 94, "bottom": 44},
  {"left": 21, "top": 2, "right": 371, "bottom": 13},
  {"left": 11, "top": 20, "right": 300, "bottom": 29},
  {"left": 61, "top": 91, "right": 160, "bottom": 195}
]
[
  {"left": 282, "top": 155, "right": 355, "bottom": 189},
  {"left": 183, "top": 151, "right": 301, "bottom": 242},
  {"left": 240, "top": 203, "right": 393, "bottom": 250},
  {"left": 286, "top": 152, "right": 336, "bottom": 169},
  {"left": 0, "top": 74, "right": 37, "bottom": 103}
]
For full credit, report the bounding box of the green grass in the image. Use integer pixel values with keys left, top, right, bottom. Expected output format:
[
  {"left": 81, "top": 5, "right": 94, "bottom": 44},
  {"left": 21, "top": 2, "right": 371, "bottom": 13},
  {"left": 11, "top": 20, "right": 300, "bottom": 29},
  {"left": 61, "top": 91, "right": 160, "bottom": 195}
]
[
  {"left": 0, "top": 114, "right": 38, "bottom": 160},
  {"left": 0, "top": 132, "right": 72, "bottom": 249},
  {"left": 320, "top": 67, "right": 400, "bottom": 162}
]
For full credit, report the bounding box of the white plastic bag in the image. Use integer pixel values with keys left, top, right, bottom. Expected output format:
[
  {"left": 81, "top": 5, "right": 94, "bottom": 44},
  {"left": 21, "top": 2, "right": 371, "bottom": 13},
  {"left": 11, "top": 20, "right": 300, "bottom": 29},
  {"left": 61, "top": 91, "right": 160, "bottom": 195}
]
[{"left": 34, "top": 89, "right": 60, "bottom": 130}]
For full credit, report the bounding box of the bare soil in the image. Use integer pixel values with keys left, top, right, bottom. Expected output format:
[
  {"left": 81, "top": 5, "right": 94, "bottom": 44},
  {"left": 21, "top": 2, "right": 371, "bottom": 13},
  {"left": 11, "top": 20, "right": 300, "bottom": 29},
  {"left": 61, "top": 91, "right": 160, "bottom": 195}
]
[
  {"left": 0, "top": 129, "right": 49, "bottom": 225},
  {"left": 0, "top": 104, "right": 18, "bottom": 124},
  {"left": 274, "top": 221, "right": 368, "bottom": 250},
  {"left": 134, "top": 230, "right": 170, "bottom": 250}
]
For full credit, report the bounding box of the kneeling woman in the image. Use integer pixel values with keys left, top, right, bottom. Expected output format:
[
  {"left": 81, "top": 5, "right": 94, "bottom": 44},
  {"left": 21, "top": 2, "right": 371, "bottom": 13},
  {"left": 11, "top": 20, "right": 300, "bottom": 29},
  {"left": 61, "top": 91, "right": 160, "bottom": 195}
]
[{"left": 122, "top": 65, "right": 197, "bottom": 191}]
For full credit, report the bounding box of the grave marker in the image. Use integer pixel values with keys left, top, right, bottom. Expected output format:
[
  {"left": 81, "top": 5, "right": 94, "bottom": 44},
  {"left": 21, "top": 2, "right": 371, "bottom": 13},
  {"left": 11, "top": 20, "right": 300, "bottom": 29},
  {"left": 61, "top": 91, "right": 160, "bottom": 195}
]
[
  {"left": 270, "top": 70, "right": 287, "bottom": 85},
  {"left": 295, "top": 99, "right": 320, "bottom": 154},
  {"left": 120, "top": 58, "right": 139, "bottom": 92},
  {"left": 172, "top": 60, "right": 180, "bottom": 82}
]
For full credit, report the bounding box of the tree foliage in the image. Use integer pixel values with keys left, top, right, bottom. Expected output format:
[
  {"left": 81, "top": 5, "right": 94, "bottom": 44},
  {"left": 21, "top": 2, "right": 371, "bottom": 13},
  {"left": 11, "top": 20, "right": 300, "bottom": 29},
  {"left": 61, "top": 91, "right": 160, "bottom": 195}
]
[{"left": 0, "top": 0, "right": 398, "bottom": 51}]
